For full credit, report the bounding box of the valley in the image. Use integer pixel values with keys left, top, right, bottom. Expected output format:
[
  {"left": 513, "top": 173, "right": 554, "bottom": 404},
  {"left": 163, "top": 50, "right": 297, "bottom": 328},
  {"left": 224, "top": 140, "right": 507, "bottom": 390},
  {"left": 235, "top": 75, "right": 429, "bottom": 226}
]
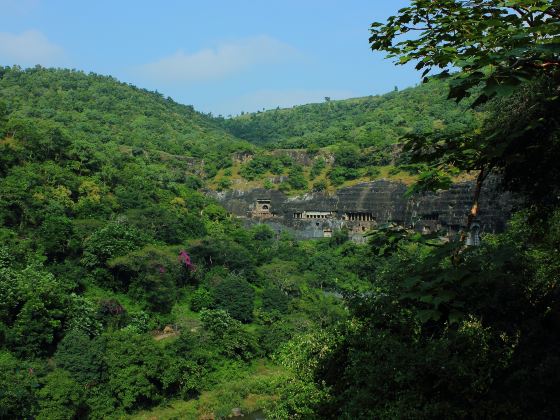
[{"left": 1, "top": 3, "right": 559, "bottom": 415}]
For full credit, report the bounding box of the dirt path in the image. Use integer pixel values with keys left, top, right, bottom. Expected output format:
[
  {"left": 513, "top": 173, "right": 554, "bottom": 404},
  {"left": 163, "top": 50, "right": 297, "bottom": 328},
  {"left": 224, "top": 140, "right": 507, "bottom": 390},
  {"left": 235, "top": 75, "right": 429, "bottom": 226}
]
[{"left": 152, "top": 332, "right": 179, "bottom": 341}]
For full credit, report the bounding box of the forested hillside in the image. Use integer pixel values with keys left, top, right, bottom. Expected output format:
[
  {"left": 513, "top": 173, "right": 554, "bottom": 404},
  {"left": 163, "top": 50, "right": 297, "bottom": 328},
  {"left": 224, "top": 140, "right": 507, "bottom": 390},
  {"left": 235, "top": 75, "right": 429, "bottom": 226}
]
[
  {"left": 210, "top": 80, "right": 479, "bottom": 194},
  {"left": 219, "top": 79, "right": 478, "bottom": 149},
  {"left": 0, "top": 66, "right": 252, "bottom": 175},
  {"left": 0, "top": 66, "right": 365, "bottom": 419},
  {"left": 1, "top": 0, "right": 560, "bottom": 416}
]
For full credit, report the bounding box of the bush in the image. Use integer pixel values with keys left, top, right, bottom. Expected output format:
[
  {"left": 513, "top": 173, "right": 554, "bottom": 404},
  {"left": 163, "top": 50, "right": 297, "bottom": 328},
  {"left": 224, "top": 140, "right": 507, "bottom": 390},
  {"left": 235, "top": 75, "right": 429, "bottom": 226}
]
[
  {"left": 312, "top": 180, "right": 328, "bottom": 192},
  {"left": 37, "top": 370, "right": 85, "bottom": 420},
  {"left": 259, "top": 321, "right": 294, "bottom": 355},
  {"left": 263, "top": 179, "right": 274, "bottom": 189},
  {"left": 262, "top": 287, "right": 289, "bottom": 314},
  {"left": 199, "top": 309, "right": 258, "bottom": 360},
  {"left": 366, "top": 166, "right": 381, "bottom": 178},
  {"left": 287, "top": 165, "right": 307, "bottom": 190},
  {"left": 108, "top": 245, "right": 181, "bottom": 313},
  {"left": 213, "top": 275, "right": 255, "bottom": 323},
  {"left": 190, "top": 288, "right": 214, "bottom": 312},
  {"left": 278, "top": 182, "right": 291, "bottom": 192},
  {"left": 328, "top": 167, "right": 358, "bottom": 186},
  {"left": 55, "top": 330, "right": 107, "bottom": 386},
  {"left": 310, "top": 158, "right": 326, "bottom": 179},
  {"left": 0, "top": 351, "right": 41, "bottom": 418},
  {"left": 81, "top": 221, "right": 148, "bottom": 269},
  {"left": 217, "top": 178, "right": 232, "bottom": 191},
  {"left": 334, "top": 143, "right": 361, "bottom": 168}
]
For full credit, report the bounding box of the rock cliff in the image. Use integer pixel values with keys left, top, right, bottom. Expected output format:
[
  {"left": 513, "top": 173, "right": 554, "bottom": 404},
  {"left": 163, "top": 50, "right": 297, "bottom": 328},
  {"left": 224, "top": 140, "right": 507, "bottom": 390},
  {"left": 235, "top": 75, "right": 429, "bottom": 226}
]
[{"left": 209, "top": 177, "right": 514, "bottom": 241}]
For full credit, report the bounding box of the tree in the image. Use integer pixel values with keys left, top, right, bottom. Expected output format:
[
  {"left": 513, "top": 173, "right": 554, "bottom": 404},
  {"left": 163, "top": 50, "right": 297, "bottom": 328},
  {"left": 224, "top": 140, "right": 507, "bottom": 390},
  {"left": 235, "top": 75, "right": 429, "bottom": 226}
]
[
  {"left": 1, "top": 266, "right": 69, "bottom": 358},
  {"left": 199, "top": 309, "right": 257, "bottom": 360},
  {"left": 287, "top": 165, "right": 308, "bottom": 190},
  {"left": 259, "top": 320, "right": 294, "bottom": 356},
  {"left": 37, "top": 370, "right": 85, "bottom": 420},
  {"left": 213, "top": 274, "right": 255, "bottom": 322},
  {"left": 334, "top": 143, "right": 361, "bottom": 168},
  {"left": 81, "top": 221, "right": 147, "bottom": 270},
  {"left": 189, "top": 238, "right": 256, "bottom": 275},
  {"left": 262, "top": 287, "right": 289, "bottom": 314},
  {"left": 55, "top": 330, "right": 107, "bottom": 386},
  {"left": 103, "top": 330, "right": 165, "bottom": 412},
  {"left": 370, "top": 1, "right": 560, "bottom": 106},
  {"left": 190, "top": 287, "right": 214, "bottom": 312},
  {"left": 108, "top": 245, "right": 181, "bottom": 312},
  {"left": 0, "top": 351, "right": 40, "bottom": 419},
  {"left": 370, "top": 0, "right": 560, "bottom": 229},
  {"left": 312, "top": 179, "right": 327, "bottom": 192},
  {"left": 38, "top": 214, "right": 73, "bottom": 261}
]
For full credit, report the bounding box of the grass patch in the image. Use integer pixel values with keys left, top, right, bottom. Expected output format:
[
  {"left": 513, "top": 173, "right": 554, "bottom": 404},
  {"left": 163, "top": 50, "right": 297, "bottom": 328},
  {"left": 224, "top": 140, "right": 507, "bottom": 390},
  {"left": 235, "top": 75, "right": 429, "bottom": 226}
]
[
  {"left": 207, "top": 154, "right": 475, "bottom": 195},
  {"left": 128, "top": 360, "right": 287, "bottom": 420}
]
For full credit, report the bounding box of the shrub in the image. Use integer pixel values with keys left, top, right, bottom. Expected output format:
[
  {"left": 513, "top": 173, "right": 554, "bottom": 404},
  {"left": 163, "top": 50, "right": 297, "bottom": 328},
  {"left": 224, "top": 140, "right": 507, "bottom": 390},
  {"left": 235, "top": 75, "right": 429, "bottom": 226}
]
[
  {"left": 217, "top": 178, "right": 232, "bottom": 191},
  {"left": 213, "top": 275, "right": 255, "bottom": 323},
  {"left": 328, "top": 167, "right": 358, "bottom": 186},
  {"left": 190, "top": 288, "right": 214, "bottom": 312},
  {"left": 310, "top": 157, "right": 326, "bottom": 179},
  {"left": 262, "top": 287, "right": 289, "bottom": 314},
  {"left": 263, "top": 179, "right": 274, "bottom": 189},
  {"left": 312, "top": 180, "right": 328, "bottom": 192},
  {"left": 287, "top": 165, "right": 307, "bottom": 190}
]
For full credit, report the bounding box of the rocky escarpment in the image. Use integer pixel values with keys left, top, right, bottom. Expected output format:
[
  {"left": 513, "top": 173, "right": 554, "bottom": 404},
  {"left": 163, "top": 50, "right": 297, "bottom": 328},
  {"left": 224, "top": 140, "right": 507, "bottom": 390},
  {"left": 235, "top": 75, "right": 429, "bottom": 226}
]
[{"left": 209, "top": 177, "right": 514, "bottom": 242}]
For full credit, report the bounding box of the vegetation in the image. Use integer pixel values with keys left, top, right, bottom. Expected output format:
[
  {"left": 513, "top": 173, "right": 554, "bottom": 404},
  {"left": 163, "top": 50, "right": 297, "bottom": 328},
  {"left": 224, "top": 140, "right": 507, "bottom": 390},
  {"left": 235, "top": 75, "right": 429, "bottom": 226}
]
[
  {"left": 219, "top": 79, "right": 477, "bottom": 150},
  {"left": 1, "top": 1, "right": 559, "bottom": 417},
  {"left": 0, "top": 66, "right": 363, "bottom": 418},
  {"left": 271, "top": 1, "right": 560, "bottom": 418},
  {"left": 209, "top": 79, "right": 481, "bottom": 194}
]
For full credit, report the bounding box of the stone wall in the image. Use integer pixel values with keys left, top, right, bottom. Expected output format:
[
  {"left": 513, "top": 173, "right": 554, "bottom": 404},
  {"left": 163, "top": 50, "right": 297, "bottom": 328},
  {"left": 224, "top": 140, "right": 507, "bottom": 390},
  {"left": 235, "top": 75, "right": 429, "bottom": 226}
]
[{"left": 208, "top": 177, "right": 514, "bottom": 241}]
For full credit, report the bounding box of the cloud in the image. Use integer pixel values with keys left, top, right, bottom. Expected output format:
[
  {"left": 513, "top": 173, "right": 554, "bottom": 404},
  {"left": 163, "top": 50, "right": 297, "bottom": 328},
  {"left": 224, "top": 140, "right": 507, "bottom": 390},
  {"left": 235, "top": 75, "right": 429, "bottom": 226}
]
[
  {"left": 0, "top": 30, "right": 65, "bottom": 66},
  {"left": 218, "top": 88, "right": 357, "bottom": 116},
  {"left": 136, "top": 35, "right": 298, "bottom": 84}
]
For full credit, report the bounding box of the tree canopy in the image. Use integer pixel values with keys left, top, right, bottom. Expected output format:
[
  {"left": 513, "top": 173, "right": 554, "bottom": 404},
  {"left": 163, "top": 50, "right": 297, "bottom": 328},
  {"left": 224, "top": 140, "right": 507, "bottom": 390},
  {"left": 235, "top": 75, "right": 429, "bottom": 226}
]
[{"left": 370, "top": 0, "right": 560, "bottom": 224}]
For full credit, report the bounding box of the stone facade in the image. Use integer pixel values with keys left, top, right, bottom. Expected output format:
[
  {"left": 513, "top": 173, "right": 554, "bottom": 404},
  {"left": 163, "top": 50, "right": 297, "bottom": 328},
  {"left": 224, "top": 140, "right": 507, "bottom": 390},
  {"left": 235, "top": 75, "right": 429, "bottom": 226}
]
[{"left": 209, "top": 177, "right": 514, "bottom": 241}]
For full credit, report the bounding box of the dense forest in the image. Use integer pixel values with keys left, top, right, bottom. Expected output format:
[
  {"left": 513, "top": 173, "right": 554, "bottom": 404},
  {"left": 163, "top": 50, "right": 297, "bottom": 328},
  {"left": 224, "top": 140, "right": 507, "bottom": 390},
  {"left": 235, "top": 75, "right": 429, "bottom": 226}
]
[
  {"left": 0, "top": 65, "right": 368, "bottom": 419},
  {"left": 219, "top": 80, "right": 477, "bottom": 150},
  {"left": 1, "top": 1, "right": 560, "bottom": 419}
]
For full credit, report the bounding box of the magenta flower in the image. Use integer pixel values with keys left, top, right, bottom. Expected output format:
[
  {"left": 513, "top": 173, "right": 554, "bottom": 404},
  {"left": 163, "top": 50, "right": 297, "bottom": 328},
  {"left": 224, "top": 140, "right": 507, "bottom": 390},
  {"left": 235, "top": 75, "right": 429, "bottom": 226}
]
[{"left": 178, "top": 250, "right": 194, "bottom": 270}]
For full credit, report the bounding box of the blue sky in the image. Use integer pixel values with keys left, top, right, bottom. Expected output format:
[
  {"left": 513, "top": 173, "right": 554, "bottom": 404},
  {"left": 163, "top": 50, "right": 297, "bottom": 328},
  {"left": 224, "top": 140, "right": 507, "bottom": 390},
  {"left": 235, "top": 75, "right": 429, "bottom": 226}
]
[{"left": 0, "top": 0, "right": 418, "bottom": 115}]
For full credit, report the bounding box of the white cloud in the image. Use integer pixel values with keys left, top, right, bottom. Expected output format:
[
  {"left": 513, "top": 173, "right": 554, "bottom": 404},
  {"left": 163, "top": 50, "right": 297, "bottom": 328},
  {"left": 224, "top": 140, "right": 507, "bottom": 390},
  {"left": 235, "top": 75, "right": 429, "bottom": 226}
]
[
  {"left": 217, "top": 88, "right": 356, "bottom": 116},
  {"left": 0, "top": 30, "right": 65, "bottom": 66},
  {"left": 136, "top": 35, "right": 298, "bottom": 83}
]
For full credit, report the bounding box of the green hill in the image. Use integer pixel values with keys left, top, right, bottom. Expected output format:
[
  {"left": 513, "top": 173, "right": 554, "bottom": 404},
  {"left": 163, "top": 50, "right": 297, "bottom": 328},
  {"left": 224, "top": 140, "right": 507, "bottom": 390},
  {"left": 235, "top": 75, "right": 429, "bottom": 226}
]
[
  {"left": 0, "top": 66, "right": 367, "bottom": 419},
  {"left": 0, "top": 65, "right": 558, "bottom": 420},
  {"left": 0, "top": 66, "right": 252, "bottom": 177},
  {"left": 219, "top": 79, "right": 479, "bottom": 149},
  {"left": 208, "top": 80, "right": 479, "bottom": 194}
]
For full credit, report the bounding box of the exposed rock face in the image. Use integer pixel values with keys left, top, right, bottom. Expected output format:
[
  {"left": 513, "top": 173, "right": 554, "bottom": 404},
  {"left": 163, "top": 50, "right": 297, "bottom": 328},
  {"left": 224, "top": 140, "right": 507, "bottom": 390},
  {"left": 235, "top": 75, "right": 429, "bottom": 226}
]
[{"left": 209, "top": 177, "right": 514, "bottom": 241}]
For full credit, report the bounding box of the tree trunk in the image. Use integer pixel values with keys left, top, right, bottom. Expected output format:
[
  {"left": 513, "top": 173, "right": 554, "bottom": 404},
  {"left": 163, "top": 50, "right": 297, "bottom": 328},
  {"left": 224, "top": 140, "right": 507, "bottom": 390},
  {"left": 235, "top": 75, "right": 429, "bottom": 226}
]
[
  {"left": 458, "top": 166, "right": 488, "bottom": 246},
  {"left": 467, "top": 167, "right": 485, "bottom": 230}
]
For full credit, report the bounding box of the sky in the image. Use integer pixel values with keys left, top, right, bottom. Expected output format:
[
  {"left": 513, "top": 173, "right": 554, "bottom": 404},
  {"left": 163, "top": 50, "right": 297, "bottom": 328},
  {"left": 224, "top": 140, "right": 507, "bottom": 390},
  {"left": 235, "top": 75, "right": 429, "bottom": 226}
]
[{"left": 0, "top": 0, "right": 418, "bottom": 116}]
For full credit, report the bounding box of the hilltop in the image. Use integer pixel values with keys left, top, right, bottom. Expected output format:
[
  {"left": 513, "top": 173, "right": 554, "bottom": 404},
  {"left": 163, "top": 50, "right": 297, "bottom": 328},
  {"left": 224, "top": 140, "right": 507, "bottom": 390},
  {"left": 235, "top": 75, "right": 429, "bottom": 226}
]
[
  {"left": 0, "top": 67, "right": 478, "bottom": 196},
  {"left": 219, "top": 79, "right": 478, "bottom": 149},
  {"left": 0, "top": 66, "right": 252, "bottom": 178},
  {"left": 210, "top": 80, "right": 479, "bottom": 193}
]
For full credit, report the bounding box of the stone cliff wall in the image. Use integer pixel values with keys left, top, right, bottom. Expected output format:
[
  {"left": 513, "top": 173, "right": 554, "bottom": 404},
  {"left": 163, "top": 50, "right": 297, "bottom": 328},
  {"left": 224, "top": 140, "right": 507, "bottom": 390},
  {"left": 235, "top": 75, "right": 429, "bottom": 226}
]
[{"left": 209, "top": 177, "right": 514, "bottom": 241}]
